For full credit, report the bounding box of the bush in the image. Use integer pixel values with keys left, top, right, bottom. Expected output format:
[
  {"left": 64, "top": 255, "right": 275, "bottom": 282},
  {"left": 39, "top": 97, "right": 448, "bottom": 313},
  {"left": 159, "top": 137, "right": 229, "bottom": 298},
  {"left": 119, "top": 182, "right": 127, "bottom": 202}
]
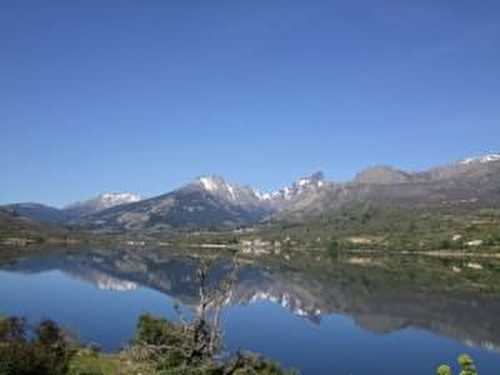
[
  {"left": 131, "top": 314, "right": 296, "bottom": 375},
  {"left": 328, "top": 240, "right": 339, "bottom": 257},
  {"left": 134, "top": 314, "right": 182, "bottom": 347},
  {"left": 437, "top": 365, "right": 452, "bottom": 375},
  {"left": 436, "top": 354, "right": 477, "bottom": 375},
  {"left": 70, "top": 369, "right": 104, "bottom": 375},
  {"left": 131, "top": 314, "right": 192, "bottom": 368},
  {"left": 0, "top": 317, "right": 75, "bottom": 375},
  {"left": 439, "top": 239, "right": 451, "bottom": 250},
  {"left": 458, "top": 354, "right": 477, "bottom": 375}
]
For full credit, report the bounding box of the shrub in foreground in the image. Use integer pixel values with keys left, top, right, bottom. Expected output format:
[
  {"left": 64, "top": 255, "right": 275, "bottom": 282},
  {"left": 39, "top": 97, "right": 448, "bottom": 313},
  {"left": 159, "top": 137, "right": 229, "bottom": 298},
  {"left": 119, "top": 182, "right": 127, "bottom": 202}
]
[
  {"left": 436, "top": 354, "right": 478, "bottom": 375},
  {"left": 130, "top": 314, "right": 297, "bottom": 375},
  {"left": 0, "top": 317, "right": 75, "bottom": 375}
]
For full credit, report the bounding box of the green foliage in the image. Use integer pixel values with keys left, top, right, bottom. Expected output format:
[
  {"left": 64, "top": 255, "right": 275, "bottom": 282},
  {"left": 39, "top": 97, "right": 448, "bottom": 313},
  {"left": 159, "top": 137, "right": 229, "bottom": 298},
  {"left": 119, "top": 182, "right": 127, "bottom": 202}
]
[
  {"left": 436, "top": 354, "right": 478, "bottom": 375},
  {"left": 458, "top": 354, "right": 477, "bottom": 375},
  {"left": 0, "top": 317, "right": 75, "bottom": 375},
  {"left": 478, "top": 209, "right": 500, "bottom": 218},
  {"left": 70, "top": 369, "right": 104, "bottom": 375},
  {"left": 134, "top": 314, "right": 183, "bottom": 347},
  {"left": 226, "top": 352, "right": 299, "bottom": 375},
  {"left": 437, "top": 365, "right": 452, "bottom": 375},
  {"left": 250, "top": 203, "right": 500, "bottom": 252},
  {"left": 68, "top": 350, "right": 119, "bottom": 375},
  {"left": 328, "top": 240, "right": 339, "bottom": 257},
  {"left": 440, "top": 239, "right": 452, "bottom": 250},
  {"left": 131, "top": 314, "right": 296, "bottom": 375}
]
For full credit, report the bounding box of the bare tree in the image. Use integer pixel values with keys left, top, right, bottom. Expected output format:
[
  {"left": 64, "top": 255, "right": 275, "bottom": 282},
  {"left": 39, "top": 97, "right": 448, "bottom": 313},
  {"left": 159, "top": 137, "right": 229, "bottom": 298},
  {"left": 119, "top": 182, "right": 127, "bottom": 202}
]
[
  {"left": 129, "top": 251, "right": 241, "bottom": 368},
  {"left": 188, "top": 251, "right": 240, "bottom": 363}
]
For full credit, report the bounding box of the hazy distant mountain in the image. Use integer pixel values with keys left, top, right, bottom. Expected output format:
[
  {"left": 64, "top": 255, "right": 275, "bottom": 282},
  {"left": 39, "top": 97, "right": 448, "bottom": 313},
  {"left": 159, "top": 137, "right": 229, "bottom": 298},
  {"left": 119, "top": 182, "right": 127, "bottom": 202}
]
[
  {"left": 0, "top": 207, "right": 68, "bottom": 240},
  {"left": 64, "top": 192, "right": 142, "bottom": 218},
  {"left": 0, "top": 193, "right": 141, "bottom": 226},
  {"left": 0, "top": 203, "right": 73, "bottom": 224}
]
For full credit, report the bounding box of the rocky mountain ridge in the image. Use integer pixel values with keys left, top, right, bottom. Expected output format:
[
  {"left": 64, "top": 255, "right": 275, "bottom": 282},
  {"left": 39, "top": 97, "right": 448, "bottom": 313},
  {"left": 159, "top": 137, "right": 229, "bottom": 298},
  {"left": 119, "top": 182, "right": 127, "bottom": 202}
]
[{"left": 2, "top": 153, "right": 500, "bottom": 232}]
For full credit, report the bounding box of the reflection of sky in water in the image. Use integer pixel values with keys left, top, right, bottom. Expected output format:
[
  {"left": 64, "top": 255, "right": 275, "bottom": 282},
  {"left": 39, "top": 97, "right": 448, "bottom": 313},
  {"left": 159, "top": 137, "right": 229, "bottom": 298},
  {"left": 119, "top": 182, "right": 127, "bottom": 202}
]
[
  {"left": 1, "top": 255, "right": 500, "bottom": 375},
  {"left": 0, "top": 270, "right": 180, "bottom": 348}
]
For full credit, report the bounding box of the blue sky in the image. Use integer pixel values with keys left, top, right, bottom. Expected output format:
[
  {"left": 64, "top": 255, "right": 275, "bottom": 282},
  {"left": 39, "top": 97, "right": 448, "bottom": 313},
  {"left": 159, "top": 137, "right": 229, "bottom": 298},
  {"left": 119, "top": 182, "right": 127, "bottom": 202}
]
[{"left": 2, "top": 1, "right": 500, "bottom": 207}]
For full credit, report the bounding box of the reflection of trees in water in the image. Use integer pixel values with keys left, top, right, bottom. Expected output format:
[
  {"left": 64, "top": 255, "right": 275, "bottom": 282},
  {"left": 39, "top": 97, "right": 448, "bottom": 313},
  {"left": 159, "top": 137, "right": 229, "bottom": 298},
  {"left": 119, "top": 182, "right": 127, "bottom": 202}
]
[
  {"left": 3, "top": 247, "right": 500, "bottom": 353},
  {"left": 128, "top": 252, "right": 295, "bottom": 374}
]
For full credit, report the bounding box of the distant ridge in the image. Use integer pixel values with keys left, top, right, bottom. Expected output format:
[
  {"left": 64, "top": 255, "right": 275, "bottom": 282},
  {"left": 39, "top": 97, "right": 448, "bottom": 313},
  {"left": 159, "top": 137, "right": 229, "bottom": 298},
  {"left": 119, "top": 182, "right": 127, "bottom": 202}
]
[
  {"left": 64, "top": 192, "right": 142, "bottom": 218},
  {"left": 2, "top": 153, "right": 500, "bottom": 233}
]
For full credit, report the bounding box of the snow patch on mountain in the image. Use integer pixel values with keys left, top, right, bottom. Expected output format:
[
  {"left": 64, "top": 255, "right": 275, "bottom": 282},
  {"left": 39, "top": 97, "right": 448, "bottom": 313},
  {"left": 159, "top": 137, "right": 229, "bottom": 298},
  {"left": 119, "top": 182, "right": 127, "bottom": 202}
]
[
  {"left": 64, "top": 192, "right": 142, "bottom": 217},
  {"left": 460, "top": 154, "right": 500, "bottom": 165},
  {"left": 96, "top": 276, "right": 138, "bottom": 292},
  {"left": 194, "top": 172, "right": 326, "bottom": 209},
  {"left": 227, "top": 184, "right": 236, "bottom": 200},
  {"left": 199, "top": 177, "right": 219, "bottom": 192},
  {"left": 99, "top": 193, "right": 141, "bottom": 206},
  {"left": 272, "top": 171, "right": 326, "bottom": 201},
  {"left": 243, "top": 172, "right": 327, "bottom": 203},
  {"left": 197, "top": 176, "right": 238, "bottom": 199},
  {"left": 253, "top": 189, "right": 272, "bottom": 201},
  {"left": 247, "top": 291, "right": 322, "bottom": 319}
]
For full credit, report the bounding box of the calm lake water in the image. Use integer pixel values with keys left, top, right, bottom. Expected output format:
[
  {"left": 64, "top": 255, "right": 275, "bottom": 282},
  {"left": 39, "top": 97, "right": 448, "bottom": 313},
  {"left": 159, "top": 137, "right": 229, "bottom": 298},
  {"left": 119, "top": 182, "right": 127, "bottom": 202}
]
[{"left": 1, "top": 247, "right": 500, "bottom": 375}]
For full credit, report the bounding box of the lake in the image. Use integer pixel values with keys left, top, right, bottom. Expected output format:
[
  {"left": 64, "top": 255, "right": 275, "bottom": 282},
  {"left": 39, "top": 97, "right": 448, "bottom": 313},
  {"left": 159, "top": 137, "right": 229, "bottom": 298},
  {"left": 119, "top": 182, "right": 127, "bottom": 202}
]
[{"left": 1, "top": 247, "right": 500, "bottom": 374}]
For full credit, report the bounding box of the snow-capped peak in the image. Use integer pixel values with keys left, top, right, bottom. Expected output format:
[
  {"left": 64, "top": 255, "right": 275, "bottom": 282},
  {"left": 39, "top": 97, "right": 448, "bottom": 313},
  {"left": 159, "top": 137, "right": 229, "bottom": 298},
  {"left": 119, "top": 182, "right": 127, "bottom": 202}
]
[
  {"left": 195, "top": 172, "right": 326, "bottom": 205},
  {"left": 460, "top": 154, "right": 500, "bottom": 165},
  {"left": 272, "top": 171, "right": 325, "bottom": 200},
  {"left": 298, "top": 178, "right": 310, "bottom": 186},
  {"left": 197, "top": 175, "right": 238, "bottom": 200},
  {"left": 297, "top": 171, "right": 324, "bottom": 187},
  {"left": 199, "top": 176, "right": 220, "bottom": 192},
  {"left": 253, "top": 189, "right": 272, "bottom": 201}
]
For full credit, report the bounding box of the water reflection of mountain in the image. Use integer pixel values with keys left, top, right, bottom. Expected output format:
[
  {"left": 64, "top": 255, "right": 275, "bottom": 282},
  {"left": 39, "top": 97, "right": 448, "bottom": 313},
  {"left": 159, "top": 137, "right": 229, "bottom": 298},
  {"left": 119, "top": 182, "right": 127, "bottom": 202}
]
[{"left": 1, "top": 247, "right": 500, "bottom": 352}]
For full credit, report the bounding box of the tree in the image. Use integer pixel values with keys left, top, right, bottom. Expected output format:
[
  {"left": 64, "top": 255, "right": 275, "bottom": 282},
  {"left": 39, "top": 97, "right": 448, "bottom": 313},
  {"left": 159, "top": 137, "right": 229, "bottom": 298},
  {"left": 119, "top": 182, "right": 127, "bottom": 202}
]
[
  {"left": 0, "top": 318, "right": 74, "bottom": 375},
  {"left": 129, "top": 252, "right": 296, "bottom": 374}
]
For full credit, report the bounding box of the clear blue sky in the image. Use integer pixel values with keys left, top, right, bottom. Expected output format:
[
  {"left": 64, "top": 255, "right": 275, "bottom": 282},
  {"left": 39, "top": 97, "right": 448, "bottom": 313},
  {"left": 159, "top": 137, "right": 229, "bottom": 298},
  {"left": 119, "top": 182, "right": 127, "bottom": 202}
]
[{"left": 2, "top": 1, "right": 500, "bottom": 207}]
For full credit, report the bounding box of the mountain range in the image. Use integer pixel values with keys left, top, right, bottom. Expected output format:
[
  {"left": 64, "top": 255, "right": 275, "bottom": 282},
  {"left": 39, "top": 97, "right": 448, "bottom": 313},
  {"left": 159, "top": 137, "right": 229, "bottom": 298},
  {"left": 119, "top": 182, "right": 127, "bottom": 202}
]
[{"left": 2, "top": 153, "right": 500, "bottom": 234}]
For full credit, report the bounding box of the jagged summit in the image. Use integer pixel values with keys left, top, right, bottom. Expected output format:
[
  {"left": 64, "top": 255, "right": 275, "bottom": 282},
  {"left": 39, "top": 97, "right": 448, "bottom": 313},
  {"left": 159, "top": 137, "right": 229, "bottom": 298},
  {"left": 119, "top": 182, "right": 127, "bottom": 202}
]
[
  {"left": 194, "top": 175, "right": 259, "bottom": 204},
  {"left": 271, "top": 171, "right": 326, "bottom": 200},
  {"left": 297, "top": 171, "right": 325, "bottom": 187},
  {"left": 194, "top": 172, "right": 326, "bottom": 201},
  {"left": 196, "top": 175, "right": 234, "bottom": 195}
]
